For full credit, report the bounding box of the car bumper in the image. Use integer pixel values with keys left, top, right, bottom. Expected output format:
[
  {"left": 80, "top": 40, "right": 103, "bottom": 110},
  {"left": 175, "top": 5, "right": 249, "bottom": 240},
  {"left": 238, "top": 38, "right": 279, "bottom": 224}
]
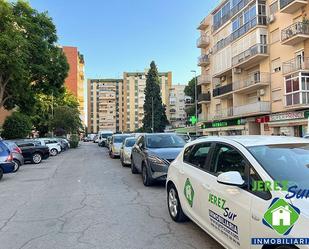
[
  {"left": 148, "top": 161, "right": 169, "bottom": 180},
  {"left": 1, "top": 162, "right": 15, "bottom": 174},
  {"left": 123, "top": 153, "right": 132, "bottom": 165}
]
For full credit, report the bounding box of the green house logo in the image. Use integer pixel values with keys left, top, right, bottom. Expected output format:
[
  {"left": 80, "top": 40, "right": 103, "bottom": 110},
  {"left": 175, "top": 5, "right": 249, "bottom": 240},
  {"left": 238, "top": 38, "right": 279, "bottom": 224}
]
[
  {"left": 184, "top": 178, "right": 194, "bottom": 207},
  {"left": 263, "top": 198, "right": 300, "bottom": 235}
]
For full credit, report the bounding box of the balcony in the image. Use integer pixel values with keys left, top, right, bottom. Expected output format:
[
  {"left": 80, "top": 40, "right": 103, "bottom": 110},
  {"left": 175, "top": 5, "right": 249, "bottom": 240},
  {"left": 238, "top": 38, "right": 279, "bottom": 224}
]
[
  {"left": 282, "top": 57, "right": 309, "bottom": 75},
  {"left": 170, "top": 108, "right": 176, "bottom": 114},
  {"left": 198, "top": 92, "right": 211, "bottom": 104},
  {"left": 212, "top": 13, "right": 231, "bottom": 33},
  {"left": 233, "top": 72, "right": 270, "bottom": 94},
  {"left": 197, "top": 18, "right": 209, "bottom": 30},
  {"left": 280, "top": 0, "right": 307, "bottom": 14},
  {"left": 197, "top": 75, "right": 211, "bottom": 85},
  {"left": 198, "top": 55, "right": 210, "bottom": 67},
  {"left": 281, "top": 22, "right": 309, "bottom": 46},
  {"left": 233, "top": 101, "right": 271, "bottom": 116},
  {"left": 209, "top": 107, "right": 233, "bottom": 120},
  {"left": 232, "top": 43, "right": 268, "bottom": 69},
  {"left": 197, "top": 35, "right": 210, "bottom": 48},
  {"left": 213, "top": 83, "right": 233, "bottom": 98}
]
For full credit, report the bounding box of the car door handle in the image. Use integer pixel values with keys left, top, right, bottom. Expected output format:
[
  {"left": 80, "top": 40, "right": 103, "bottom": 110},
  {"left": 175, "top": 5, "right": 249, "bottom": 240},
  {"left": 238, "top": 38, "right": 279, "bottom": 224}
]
[
  {"left": 252, "top": 214, "right": 260, "bottom": 221},
  {"left": 202, "top": 183, "right": 211, "bottom": 191},
  {"left": 179, "top": 169, "right": 185, "bottom": 175}
]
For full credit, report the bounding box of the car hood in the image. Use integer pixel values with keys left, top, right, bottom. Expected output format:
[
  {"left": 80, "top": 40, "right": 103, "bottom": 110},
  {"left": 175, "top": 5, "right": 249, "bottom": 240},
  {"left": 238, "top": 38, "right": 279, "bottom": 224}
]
[
  {"left": 113, "top": 143, "right": 122, "bottom": 150},
  {"left": 147, "top": 148, "right": 183, "bottom": 160}
]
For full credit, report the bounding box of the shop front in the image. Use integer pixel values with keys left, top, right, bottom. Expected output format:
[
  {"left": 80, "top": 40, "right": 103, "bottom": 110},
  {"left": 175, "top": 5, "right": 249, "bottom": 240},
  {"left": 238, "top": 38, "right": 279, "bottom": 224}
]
[
  {"left": 201, "top": 118, "right": 246, "bottom": 136},
  {"left": 266, "top": 110, "right": 309, "bottom": 137}
]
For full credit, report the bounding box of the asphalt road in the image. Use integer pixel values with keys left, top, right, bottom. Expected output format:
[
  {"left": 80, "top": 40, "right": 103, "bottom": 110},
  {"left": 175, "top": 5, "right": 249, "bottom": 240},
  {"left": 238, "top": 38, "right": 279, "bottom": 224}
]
[{"left": 0, "top": 142, "right": 222, "bottom": 249}]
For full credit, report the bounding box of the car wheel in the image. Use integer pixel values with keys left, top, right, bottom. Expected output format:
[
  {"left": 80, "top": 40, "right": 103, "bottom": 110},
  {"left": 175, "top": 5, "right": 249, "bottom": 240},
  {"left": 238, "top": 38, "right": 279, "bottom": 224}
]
[
  {"left": 121, "top": 157, "right": 126, "bottom": 167},
  {"left": 167, "top": 184, "right": 187, "bottom": 222},
  {"left": 13, "top": 159, "right": 21, "bottom": 173},
  {"left": 0, "top": 167, "right": 3, "bottom": 181},
  {"left": 142, "top": 163, "right": 153, "bottom": 186},
  {"left": 109, "top": 150, "right": 115, "bottom": 159},
  {"left": 50, "top": 148, "right": 58, "bottom": 156},
  {"left": 32, "top": 153, "right": 42, "bottom": 164},
  {"left": 131, "top": 157, "right": 138, "bottom": 174}
]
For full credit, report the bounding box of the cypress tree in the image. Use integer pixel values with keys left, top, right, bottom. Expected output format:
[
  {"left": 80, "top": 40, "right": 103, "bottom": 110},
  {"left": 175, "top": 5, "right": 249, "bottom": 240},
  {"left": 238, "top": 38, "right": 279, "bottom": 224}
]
[{"left": 142, "top": 61, "right": 168, "bottom": 132}]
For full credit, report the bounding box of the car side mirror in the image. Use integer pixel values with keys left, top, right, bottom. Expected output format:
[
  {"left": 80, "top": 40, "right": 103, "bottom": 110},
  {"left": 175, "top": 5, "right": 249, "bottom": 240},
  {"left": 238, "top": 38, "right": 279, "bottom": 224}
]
[{"left": 217, "top": 171, "right": 245, "bottom": 187}]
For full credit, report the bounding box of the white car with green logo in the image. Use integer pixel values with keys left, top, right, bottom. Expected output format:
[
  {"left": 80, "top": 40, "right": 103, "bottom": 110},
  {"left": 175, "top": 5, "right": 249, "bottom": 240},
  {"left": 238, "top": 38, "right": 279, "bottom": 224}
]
[{"left": 166, "top": 136, "right": 309, "bottom": 249}]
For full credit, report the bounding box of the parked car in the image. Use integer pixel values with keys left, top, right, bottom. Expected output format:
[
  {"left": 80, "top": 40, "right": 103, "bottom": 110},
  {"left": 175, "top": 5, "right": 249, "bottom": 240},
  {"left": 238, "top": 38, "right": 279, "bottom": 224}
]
[
  {"left": 0, "top": 141, "right": 15, "bottom": 180},
  {"left": 35, "top": 138, "right": 62, "bottom": 156},
  {"left": 3, "top": 141, "right": 24, "bottom": 172},
  {"left": 93, "top": 135, "right": 99, "bottom": 143},
  {"left": 131, "top": 133, "right": 185, "bottom": 186},
  {"left": 166, "top": 136, "right": 309, "bottom": 249},
  {"left": 177, "top": 134, "right": 191, "bottom": 143},
  {"left": 120, "top": 137, "right": 136, "bottom": 167},
  {"left": 106, "top": 136, "right": 112, "bottom": 149},
  {"left": 109, "top": 134, "right": 133, "bottom": 158},
  {"left": 54, "top": 138, "right": 70, "bottom": 151},
  {"left": 98, "top": 131, "right": 113, "bottom": 147},
  {"left": 14, "top": 141, "right": 50, "bottom": 164}
]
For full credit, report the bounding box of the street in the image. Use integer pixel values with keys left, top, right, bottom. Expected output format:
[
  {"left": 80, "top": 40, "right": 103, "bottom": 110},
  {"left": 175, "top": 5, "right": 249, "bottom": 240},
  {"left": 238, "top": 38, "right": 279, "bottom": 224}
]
[{"left": 0, "top": 143, "right": 222, "bottom": 249}]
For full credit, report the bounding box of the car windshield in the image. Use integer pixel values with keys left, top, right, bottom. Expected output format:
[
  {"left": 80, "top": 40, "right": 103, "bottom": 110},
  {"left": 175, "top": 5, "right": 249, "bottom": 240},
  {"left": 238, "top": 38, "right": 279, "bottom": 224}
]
[
  {"left": 114, "top": 136, "right": 131, "bottom": 144},
  {"left": 248, "top": 143, "right": 309, "bottom": 189},
  {"left": 146, "top": 134, "right": 185, "bottom": 148},
  {"left": 125, "top": 139, "right": 136, "bottom": 147},
  {"left": 102, "top": 134, "right": 113, "bottom": 138}
]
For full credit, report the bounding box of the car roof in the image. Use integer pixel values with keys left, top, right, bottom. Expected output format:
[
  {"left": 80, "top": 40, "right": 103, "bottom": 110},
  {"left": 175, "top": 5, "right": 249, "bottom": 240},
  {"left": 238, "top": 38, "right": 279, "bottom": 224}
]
[
  {"left": 190, "top": 135, "right": 309, "bottom": 147},
  {"left": 113, "top": 134, "right": 133, "bottom": 137}
]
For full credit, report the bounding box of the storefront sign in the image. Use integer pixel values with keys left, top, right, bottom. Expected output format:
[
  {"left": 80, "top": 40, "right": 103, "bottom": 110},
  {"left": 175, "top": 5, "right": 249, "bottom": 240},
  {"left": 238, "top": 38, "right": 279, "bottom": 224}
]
[
  {"left": 201, "top": 118, "right": 245, "bottom": 129},
  {"left": 270, "top": 111, "right": 305, "bottom": 122},
  {"left": 256, "top": 116, "right": 270, "bottom": 123}
]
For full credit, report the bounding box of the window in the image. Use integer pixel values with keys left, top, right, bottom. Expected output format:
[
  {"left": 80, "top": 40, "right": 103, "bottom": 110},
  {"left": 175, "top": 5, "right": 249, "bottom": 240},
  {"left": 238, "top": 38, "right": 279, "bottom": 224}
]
[
  {"left": 269, "top": 1, "right": 278, "bottom": 15},
  {"left": 183, "top": 143, "right": 211, "bottom": 169},
  {"left": 285, "top": 74, "right": 301, "bottom": 106},
  {"left": 249, "top": 167, "right": 272, "bottom": 200},
  {"left": 271, "top": 58, "right": 281, "bottom": 73},
  {"left": 270, "top": 29, "right": 279, "bottom": 43},
  {"left": 210, "top": 144, "right": 246, "bottom": 178}
]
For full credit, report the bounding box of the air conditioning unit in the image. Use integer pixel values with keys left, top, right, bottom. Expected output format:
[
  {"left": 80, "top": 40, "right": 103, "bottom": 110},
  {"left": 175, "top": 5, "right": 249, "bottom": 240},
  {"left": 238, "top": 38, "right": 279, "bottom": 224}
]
[
  {"left": 268, "top": 14, "right": 276, "bottom": 24},
  {"left": 220, "top": 76, "right": 226, "bottom": 82},
  {"left": 233, "top": 68, "right": 242, "bottom": 74},
  {"left": 258, "top": 89, "right": 265, "bottom": 96}
]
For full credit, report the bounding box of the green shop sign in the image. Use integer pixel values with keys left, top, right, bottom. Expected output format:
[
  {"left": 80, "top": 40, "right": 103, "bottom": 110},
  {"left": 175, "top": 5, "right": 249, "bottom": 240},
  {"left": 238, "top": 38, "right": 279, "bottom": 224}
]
[{"left": 201, "top": 118, "right": 245, "bottom": 129}]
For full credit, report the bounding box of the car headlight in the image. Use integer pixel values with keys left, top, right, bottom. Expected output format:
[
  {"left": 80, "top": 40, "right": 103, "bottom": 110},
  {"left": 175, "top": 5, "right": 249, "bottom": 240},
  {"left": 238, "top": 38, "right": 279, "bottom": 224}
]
[{"left": 148, "top": 155, "right": 169, "bottom": 166}]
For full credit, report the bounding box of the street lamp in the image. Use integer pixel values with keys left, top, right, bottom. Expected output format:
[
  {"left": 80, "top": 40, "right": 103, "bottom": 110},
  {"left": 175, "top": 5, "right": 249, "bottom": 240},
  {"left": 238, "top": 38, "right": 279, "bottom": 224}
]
[{"left": 190, "top": 70, "right": 198, "bottom": 136}]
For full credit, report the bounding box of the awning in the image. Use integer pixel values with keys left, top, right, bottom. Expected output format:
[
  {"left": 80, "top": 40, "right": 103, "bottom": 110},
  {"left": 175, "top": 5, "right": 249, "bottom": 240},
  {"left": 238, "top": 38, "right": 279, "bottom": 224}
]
[{"left": 268, "top": 119, "right": 308, "bottom": 127}]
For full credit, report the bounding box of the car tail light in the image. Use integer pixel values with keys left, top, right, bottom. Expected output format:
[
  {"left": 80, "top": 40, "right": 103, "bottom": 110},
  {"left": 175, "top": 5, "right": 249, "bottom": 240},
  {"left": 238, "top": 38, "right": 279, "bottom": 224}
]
[
  {"left": 14, "top": 147, "right": 22, "bottom": 154},
  {"left": 6, "top": 154, "right": 13, "bottom": 162}
]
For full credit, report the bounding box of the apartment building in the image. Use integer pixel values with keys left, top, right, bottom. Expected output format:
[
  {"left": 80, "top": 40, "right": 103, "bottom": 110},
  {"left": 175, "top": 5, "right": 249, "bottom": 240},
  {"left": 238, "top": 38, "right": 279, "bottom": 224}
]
[
  {"left": 169, "top": 85, "right": 192, "bottom": 128},
  {"left": 63, "top": 46, "right": 85, "bottom": 124},
  {"left": 87, "top": 79, "right": 123, "bottom": 133},
  {"left": 122, "top": 71, "right": 172, "bottom": 132},
  {"left": 197, "top": 0, "right": 309, "bottom": 136}
]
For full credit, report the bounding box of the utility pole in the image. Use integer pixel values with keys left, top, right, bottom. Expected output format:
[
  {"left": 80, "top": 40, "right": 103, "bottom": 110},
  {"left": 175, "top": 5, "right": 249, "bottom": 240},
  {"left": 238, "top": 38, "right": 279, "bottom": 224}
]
[
  {"left": 51, "top": 92, "right": 54, "bottom": 138},
  {"left": 152, "top": 97, "right": 154, "bottom": 133},
  {"left": 191, "top": 70, "right": 198, "bottom": 136}
]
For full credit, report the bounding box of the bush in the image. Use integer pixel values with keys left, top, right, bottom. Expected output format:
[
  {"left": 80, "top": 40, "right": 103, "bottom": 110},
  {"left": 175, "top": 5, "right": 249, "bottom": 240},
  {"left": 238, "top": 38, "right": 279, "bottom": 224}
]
[
  {"left": 69, "top": 134, "right": 80, "bottom": 148},
  {"left": 2, "top": 112, "right": 33, "bottom": 139}
]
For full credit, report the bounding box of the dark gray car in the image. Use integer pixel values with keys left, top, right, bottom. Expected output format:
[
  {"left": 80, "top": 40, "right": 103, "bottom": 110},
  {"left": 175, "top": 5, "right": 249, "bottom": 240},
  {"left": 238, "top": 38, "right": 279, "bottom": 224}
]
[{"left": 131, "top": 133, "right": 185, "bottom": 186}]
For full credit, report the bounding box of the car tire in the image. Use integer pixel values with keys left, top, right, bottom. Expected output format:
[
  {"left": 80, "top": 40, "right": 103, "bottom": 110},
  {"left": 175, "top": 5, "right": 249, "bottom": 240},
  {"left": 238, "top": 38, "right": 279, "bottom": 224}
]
[
  {"left": 13, "top": 159, "right": 21, "bottom": 173},
  {"left": 142, "top": 163, "right": 153, "bottom": 186},
  {"left": 275, "top": 246, "right": 297, "bottom": 249},
  {"left": 131, "top": 157, "right": 138, "bottom": 174},
  {"left": 121, "top": 157, "right": 126, "bottom": 167},
  {"left": 50, "top": 148, "right": 58, "bottom": 156},
  {"left": 32, "top": 153, "right": 42, "bottom": 164},
  {"left": 109, "top": 150, "right": 115, "bottom": 159},
  {"left": 167, "top": 184, "right": 187, "bottom": 222},
  {"left": 0, "top": 167, "right": 3, "bottom": 181}
]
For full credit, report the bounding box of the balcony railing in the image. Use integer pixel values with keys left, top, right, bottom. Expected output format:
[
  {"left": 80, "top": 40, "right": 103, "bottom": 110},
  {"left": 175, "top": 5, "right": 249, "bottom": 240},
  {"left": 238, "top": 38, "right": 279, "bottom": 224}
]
[
  {"left": 198, "top": 54, "right": 210, "bottom": 66},
  {"left": 281, "top": 22, "right": 309, "bottom": 44},
  {"left": 198, "top": 92, "right": 211, "bottom": 102},
  {"left": 212, "top": 13, "right": 231, "bottom": 33},
  {"left": 233, "top": 101, "right": 271, "bottom": 116},
  {"left": 197, "top": 35, "right": 210, "bottom": 48},
  {"left": 230, "top": 0, "right": 254, "bottom": 17},
  {"left": 233, "top": 72, "right": 270, "bottom": 91},
  {"left": 213, "top": 15, "right": 267, "bottom": 53},
  {"left": 282, "top": 57, "right": 309, "bottom": 75},
  {"left": 213, "top": 83, "right": 233, "bottom": 97},
  {"left": 232, "top": 43, "right": 268, "bottom": 67},
  {"left": 197, "top": 75, "right": 211, "bottom": 85},
  {"left": 209, "top": 107, "right": 233, "bottom": 120}
]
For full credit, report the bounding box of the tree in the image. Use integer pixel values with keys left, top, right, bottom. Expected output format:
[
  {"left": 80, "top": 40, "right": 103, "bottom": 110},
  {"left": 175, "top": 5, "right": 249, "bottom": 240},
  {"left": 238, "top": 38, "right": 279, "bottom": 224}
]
[
  {"left": 0, "top": 0, "right": 68, "bottom": 113},
  {"left": 50, "top": 106, "right": 82, "bottom": 135},
  {"left": 184, "top": 77, "right": 197, "bottom": 101},
  {"left": 142, "top": 61, "right": 169, "bottom": 132},
  {"left": 1, "top": 112, "right": 32, "bottom": 139}
]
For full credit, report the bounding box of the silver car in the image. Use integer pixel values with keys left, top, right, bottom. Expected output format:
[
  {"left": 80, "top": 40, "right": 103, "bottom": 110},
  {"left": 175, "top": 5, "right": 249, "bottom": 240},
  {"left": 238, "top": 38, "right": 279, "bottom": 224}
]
[
  {"left": 3, "top": 141, "right": 24, "bottom": 172},
  {"left": 120, "top": 137, "right": 136, "bottom": 166},
  {"left": 109, "top": 134, "right": 133, "bottom": 158}
]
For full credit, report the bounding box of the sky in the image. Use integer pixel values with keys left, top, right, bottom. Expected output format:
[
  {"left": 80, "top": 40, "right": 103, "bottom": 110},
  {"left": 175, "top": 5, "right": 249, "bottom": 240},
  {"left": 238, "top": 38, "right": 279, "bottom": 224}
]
[{"left": 29, "top": 0, "right": 219, "bottom": 85}]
